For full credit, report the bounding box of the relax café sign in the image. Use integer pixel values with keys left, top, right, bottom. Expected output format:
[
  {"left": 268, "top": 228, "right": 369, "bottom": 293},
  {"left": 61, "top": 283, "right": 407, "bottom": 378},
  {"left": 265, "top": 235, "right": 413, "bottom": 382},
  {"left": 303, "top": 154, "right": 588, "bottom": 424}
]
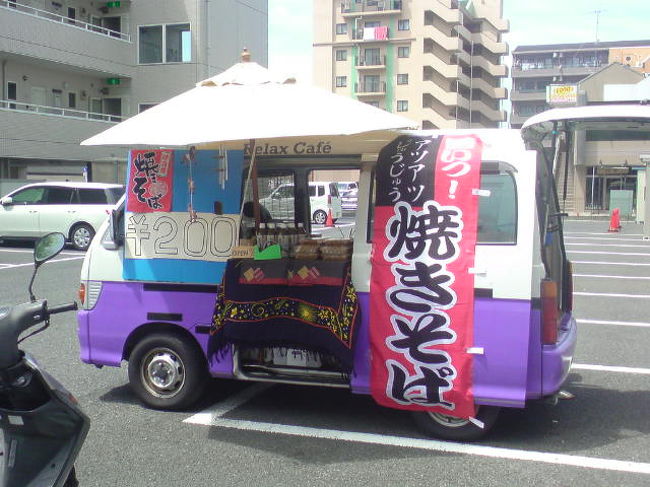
[{"left": 243, "top": 141, "right": 334, "bottom": 156}]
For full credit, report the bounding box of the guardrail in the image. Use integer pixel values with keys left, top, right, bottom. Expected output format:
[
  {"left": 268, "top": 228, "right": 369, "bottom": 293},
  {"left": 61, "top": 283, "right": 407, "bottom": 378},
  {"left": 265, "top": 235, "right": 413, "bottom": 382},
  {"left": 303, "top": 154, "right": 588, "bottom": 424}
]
[
  {"left": 0, "top": 0, "right": 130, "bottom": 41},
  {"left": 0, "top": 99, "right": 123, "bottom": 123}
]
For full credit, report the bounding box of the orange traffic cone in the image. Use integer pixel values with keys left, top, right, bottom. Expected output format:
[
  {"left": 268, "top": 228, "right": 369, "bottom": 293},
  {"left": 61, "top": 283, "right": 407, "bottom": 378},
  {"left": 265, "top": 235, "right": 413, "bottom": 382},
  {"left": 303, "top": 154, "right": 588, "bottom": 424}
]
[
  {"left": 325, "top": 209, "right": 335, "bottom": 227},
  {"left": 608, "top": 208, "right": 621, "bottom": 232}
]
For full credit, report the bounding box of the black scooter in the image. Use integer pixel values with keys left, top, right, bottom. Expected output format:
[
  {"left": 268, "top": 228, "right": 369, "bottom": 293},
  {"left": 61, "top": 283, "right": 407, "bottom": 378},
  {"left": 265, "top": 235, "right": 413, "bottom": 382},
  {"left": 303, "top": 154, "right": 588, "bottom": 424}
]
[{"left": 0, "top": 233, "right": 88, "bottom": 487}]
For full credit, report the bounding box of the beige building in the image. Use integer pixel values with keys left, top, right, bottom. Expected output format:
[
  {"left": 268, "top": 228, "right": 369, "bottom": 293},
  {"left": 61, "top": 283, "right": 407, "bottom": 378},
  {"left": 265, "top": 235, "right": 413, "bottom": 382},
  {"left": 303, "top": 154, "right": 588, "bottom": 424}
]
[
  {"left": 0, "top": 0, "right": 267, "bottom": 191},
  {"left": 312, "top": 0, "right": 509, "bottom": 129},
  {"left": 549, "top": 64, "right": 650, "bottom": 217}
]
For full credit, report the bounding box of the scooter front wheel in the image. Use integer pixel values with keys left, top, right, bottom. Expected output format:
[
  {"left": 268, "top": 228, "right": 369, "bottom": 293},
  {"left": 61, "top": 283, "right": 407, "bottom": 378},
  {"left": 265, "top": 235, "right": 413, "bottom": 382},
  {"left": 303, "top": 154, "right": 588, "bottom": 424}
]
[{"left": 128, "top": 333, "right": 208, "bottom": 410}]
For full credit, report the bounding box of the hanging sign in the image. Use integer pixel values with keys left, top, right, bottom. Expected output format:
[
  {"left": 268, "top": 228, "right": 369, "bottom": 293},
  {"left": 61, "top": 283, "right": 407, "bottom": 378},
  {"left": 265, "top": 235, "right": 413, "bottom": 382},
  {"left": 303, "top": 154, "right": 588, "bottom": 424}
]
[
  {"left": 369, "top": 134, "right": 483, "bottom": 418},
  {"left": 126, "top": 150, "right": 174, "bottom": 212}
]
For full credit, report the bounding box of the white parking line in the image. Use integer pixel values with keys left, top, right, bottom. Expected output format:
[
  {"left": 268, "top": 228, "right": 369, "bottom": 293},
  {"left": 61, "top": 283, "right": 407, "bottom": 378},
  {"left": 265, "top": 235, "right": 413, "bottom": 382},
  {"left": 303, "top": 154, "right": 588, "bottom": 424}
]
[
  {"left": 574, "top": 273, "right": 650, "bottom": 280},
  {"left": 568, "top": 250, "right": 650, "bottom": 257},
  {"left": 574, "top": 291, "right": 650, "bottom": 299},
  {"left": 0, "top": 248, "right": 81, "bottom": 256},
  {"left": 566, "top": 236, "right": 649, "bottom": 242},
  {"left": 567, "top": 243, "right": 650, "bottom": 249},
  {"left": 565, "top": 231, "right": 643, "bottom": 237},
  {"left": 573, "top": 260, "right": 650, "bottom": 267},
  {"left": 0, "top": 256, "right": 84, "bottom": 270},
  {"left": 184, "top": 384, "right": 650, "bottom": 476},
  {"left": 578, "top": 319, "right": 650, "bottom": 328},
  {"left": 572, "top": 363, "right": 650, "bottom": 375}
]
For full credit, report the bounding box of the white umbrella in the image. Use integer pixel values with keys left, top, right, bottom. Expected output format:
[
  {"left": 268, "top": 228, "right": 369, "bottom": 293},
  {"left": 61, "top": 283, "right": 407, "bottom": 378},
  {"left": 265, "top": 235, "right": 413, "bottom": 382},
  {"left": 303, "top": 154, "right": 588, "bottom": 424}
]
[
  {"left": 81, "top": 51, "right": 416, "bottom": 151},
  {"left": 82, "top": 50, "right": 417, "bottom": 223}
]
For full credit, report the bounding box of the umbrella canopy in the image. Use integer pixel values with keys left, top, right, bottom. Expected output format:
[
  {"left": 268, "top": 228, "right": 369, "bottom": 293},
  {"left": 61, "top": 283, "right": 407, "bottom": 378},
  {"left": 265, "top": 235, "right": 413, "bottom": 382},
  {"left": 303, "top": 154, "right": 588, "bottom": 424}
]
[{"left": 81, "top": 52, "right": 417, "bottom": 151}]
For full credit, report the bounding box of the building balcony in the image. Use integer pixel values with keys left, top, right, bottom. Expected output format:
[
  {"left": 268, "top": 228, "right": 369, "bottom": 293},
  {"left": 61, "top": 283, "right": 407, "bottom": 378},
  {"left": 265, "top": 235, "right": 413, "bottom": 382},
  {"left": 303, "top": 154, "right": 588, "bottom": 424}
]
[
  {"left": 1, "top": 99, "right": 123, "bottom": 122},
  {"left": 352, "top": 27, "right": 391, "bottom": 42},
  {"left": 0, "top": 0, "right": 133, "bottom": 77},
  {"left": 356, "top": 55, "right": 386, "bottom": 69},
  {"left": 471, "top": 78, "right": 507, "bottom": 100},
  {"left": 510, "top": 90, "right": 546, "bottom": 102},
  {"left": 0, "top": 99, "right": 124, "bottom": 161},
  {"left": 422, "top": 25, "right": 462, "bottom": 52},
  {"left": 472, "top": 57, "right": 508, "bottom": 78},
  {"left": 471, "top": 32, "right": 508, "bottom": 55},
  {"left": 512, "top": 61, "right": 605, "bottom": 78},
  {"left": 422, "top": 52, "right": 461, "bottom": 79},
  {"left": 1, "top": 0, "right": 130, "bottom": 41},
  {"left": 341, "top": 0, "right": 402, "bottom": 16},
  {"left": 355, "top": 81, "right": 386, "bottom": 96}
]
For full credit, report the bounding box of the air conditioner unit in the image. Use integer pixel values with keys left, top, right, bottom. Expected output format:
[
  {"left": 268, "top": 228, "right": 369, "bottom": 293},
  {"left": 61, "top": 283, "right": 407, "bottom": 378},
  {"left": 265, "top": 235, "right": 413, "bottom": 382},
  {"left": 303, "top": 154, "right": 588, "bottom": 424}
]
[{"left": 553, "top": 52, "right": 558, "bottom": 58}]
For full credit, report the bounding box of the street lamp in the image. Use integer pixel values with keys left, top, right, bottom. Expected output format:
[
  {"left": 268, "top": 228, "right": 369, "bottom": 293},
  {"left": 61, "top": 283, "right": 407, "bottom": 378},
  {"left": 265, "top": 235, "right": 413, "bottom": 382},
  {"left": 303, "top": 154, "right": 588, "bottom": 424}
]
[{"left": 641, "top": 154, "right": 650, "bottom": 239}]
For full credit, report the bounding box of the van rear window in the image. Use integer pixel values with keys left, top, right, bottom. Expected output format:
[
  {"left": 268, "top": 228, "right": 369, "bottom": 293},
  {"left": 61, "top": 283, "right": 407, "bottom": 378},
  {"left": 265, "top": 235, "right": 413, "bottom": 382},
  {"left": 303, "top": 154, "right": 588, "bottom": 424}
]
[
  {"left": 477, "top": 172, "right": 517, "bottom": 244},
  {"left": 78, "top": 189, "right": 108, "bottom": 204},
  {"left": 367, "top": 164, "right": 517, "bottom": 245}
]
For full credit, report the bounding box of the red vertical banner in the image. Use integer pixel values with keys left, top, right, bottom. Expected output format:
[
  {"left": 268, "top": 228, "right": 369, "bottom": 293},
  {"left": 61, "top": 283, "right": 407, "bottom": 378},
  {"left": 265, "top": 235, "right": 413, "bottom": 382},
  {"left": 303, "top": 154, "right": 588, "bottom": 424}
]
[
  {"left": 369, "top": 134, "right": 483, "bottom": 419},
  {"left": 126, "top": 150, "right": 174, "bottom": 213}
]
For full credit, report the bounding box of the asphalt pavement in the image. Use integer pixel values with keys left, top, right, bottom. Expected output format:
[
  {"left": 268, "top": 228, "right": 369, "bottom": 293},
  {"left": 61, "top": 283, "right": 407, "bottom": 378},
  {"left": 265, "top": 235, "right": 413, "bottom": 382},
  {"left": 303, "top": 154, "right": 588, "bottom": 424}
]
[{"left": 0, "top": 219, "right": 648, "bottom": 486}]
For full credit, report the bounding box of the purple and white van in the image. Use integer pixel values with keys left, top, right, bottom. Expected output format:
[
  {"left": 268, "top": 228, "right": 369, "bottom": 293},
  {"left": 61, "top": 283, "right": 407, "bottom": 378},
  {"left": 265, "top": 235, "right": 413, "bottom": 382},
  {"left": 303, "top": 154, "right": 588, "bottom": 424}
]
[{"left": 76, "top": 111, "right": 599, "bottom": 440}]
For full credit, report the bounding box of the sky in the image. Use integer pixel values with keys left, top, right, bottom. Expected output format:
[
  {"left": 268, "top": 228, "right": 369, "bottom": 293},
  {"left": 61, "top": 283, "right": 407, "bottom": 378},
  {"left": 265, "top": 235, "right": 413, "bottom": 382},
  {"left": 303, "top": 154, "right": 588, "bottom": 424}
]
[{"left": 268, "top": 0, "right": 650, "bottom": 83}]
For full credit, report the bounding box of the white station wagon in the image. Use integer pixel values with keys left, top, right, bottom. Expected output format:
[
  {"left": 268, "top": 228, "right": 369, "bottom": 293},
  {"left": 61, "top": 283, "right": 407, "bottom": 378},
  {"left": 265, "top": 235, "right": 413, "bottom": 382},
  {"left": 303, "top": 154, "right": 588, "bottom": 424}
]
[{"left": 0, "top": 182, "right": 123, "bottom": 250}]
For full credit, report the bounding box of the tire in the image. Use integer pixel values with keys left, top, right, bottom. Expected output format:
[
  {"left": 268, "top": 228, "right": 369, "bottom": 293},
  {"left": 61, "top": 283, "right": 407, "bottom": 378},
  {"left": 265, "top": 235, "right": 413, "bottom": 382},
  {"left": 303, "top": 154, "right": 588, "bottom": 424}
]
[
  {"left": 128, "top": 333, "right": 208, "bottom": 410},
  {"left": 70, "top": 223, "right": 95, "bottom": 251},
  {"left": 411, "top": 406, "right": 500, "bottom": 442},
  {"left": 63, "top": 466, "right": 79, "bottom": 487},
  {"left": 313, "top": 209, "right": 328, "bottom": 224}
]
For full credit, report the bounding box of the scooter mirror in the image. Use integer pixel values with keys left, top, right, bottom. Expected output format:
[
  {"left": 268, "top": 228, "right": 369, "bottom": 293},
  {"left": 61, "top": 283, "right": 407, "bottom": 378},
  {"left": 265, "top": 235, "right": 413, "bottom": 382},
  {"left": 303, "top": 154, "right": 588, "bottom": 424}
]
[{"left": 34, "top": 232, "right": 66, "bottom": 265}]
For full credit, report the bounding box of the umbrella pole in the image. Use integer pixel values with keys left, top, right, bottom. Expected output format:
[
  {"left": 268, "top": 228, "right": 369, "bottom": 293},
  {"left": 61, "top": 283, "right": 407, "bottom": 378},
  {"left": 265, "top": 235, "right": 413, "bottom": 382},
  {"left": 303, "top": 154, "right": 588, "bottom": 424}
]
[{"left": 240, "top": 138, "right": 261, "bottom": 232}]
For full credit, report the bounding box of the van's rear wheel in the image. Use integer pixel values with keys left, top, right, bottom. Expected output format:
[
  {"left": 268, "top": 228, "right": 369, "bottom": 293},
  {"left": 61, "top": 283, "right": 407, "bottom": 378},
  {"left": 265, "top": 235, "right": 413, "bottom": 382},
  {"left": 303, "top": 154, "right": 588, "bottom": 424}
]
[
  {"left": 313, "top": 210, "right": 327, "bottom": 224},
  {"left": 411, "top": 406, "right": 500, "bottom": 441},
  {"left": 128, "top": 333, "right": 208, "bottom": 410},
  {"left": 70, "top": 223, "right": 94, "bottom": 251}
]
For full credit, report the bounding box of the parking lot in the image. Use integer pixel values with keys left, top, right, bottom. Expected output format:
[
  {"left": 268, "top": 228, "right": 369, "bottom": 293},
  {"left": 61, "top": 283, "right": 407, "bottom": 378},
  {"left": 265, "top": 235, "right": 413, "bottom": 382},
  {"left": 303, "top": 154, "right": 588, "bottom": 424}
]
[{"left": 0, "top": 219, "right": 649, "bottom": 486}]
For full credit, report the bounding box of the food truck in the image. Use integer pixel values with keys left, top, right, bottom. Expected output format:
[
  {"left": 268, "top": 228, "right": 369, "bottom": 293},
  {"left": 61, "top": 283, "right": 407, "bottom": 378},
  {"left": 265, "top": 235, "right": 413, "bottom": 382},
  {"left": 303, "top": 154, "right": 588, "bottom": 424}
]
[{"left": 75, "top": 114, "right": 587, "bottom": 442}]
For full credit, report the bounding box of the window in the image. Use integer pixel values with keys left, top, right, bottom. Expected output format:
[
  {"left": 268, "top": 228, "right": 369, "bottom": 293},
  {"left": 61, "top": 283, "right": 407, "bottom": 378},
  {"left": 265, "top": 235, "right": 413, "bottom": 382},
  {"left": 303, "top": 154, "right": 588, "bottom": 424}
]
[
  {"left": 336, "top": 49, "right": 347, "bottom": 61},
  {"left": 77, "top": 189, "right": 108, "bottom": 205},
  {"left": 398, "top": 46, "right": 410, "bottom": 58},
  {"left": 335, "top": 76, "right": 347, "bottom": 88},
  {"left": 139, "top": 24, "right": 191, "bottom": 64},
  {"left": 477, "top": 169, "right": 517, "bottom": 244},
  {"left": 139, "top": 104, "right": 157, "bottom": 113},
  {"left": 368, "top": 163, "right": 518, "bottom": 245},
  {"left": 398, "top": 19, "right": 410, "bottom": 31},
  {"left": 336, "top": 23, "right": 347, "bottom": 35},
  {"left": 44, "top": 187, "right": 74, "bottom": 205},
  {"left": 396, "top": 100, "right": 408, "bottom": 112},
  {"left": 11, "top": 187, "right": 45, "bottom": 204},
  {"left": 7, "top": 81, "right": 16, "bottom": 109},
  {"left": 250, "top": 172, "right": 296, "bottom": 227},
  {"left": 397, "top": 73, "right": 408, "bottom": 85},
  {"left": 363, "top": 48, "right": 381, "bottom": 66},
  {"left": 364, "top": 21, "right": 380, "bottom": 28},
  {"left": 68, "top": 92, "right": 76, "bottom": 109}
]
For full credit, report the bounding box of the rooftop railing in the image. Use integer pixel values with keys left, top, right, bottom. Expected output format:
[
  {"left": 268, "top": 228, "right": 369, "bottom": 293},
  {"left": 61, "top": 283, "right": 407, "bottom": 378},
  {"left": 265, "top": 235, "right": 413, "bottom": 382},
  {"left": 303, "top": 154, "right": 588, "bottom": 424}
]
[
  {"left": 0, "top": 99, "right": 123, "bottom": 123},
  {"left": 0, "top": 0, "right": 130, "bottom": 41}
]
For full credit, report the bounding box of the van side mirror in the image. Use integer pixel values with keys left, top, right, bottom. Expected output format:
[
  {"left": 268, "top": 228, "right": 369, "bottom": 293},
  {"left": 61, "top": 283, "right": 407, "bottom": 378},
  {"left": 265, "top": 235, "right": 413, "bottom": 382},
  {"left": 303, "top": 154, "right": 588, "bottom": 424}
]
[{"left": 1, "top": 196, "right": 13, "bottom": 206}]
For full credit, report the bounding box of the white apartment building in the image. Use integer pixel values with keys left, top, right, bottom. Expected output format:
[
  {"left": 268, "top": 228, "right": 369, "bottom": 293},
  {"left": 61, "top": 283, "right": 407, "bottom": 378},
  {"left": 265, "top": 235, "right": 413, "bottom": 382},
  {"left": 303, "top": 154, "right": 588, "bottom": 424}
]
[
  {"left": 313, "top": 0, "right": 509, "bottom": 129},
  {"left": 0, "top": 0, "right": 267, "bottom": 188}
]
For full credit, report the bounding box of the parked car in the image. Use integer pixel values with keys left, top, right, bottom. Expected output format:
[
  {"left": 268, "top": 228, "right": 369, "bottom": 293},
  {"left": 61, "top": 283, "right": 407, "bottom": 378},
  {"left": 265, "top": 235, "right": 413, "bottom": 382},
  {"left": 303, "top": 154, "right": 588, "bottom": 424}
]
[
  {"left": 340, "top": 187, "right": 358, "bottom": 211},
  {"left": 0, "top": 182, "right": 124, "bottom": 250},
  {"left": 260, "top": 181, "right": 342, "bottom": 224},
  {"left": 337, "top": 181, "right": 358, "bottom": 193}
]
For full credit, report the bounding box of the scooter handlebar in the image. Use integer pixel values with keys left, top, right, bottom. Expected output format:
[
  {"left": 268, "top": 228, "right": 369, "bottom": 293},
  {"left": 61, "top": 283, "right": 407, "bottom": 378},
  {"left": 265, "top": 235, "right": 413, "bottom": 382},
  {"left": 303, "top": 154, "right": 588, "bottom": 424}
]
[
  {"left": 0, "top": 300, "right": 78, "bottom": 370},
  {"left": 47, "top": 302, "right": 78, "bottom": 316}
]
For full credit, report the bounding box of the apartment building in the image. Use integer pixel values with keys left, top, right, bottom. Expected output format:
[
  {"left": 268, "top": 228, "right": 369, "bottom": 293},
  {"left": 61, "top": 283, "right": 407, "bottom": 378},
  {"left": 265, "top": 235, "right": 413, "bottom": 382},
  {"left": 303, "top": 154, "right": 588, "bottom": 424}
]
[
  {"left": 312, "top": 0, "right": 509, "bottom": 130},
  {"left": 0, "top": 0, "right": 267, "bottom": 188},
  {"left": 510, "top": 40, "right": 650, "bottom": 128}
]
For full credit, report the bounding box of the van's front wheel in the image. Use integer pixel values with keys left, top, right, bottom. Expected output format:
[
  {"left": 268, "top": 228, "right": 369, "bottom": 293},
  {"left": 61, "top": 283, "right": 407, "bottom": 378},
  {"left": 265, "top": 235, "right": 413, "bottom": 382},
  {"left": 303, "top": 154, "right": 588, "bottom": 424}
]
[
  {"left": 128, "top": 333, "right": 208, "bottom": 410},
  {"left": 411, "top": 406, "right": 500, "bottom": 441}
]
